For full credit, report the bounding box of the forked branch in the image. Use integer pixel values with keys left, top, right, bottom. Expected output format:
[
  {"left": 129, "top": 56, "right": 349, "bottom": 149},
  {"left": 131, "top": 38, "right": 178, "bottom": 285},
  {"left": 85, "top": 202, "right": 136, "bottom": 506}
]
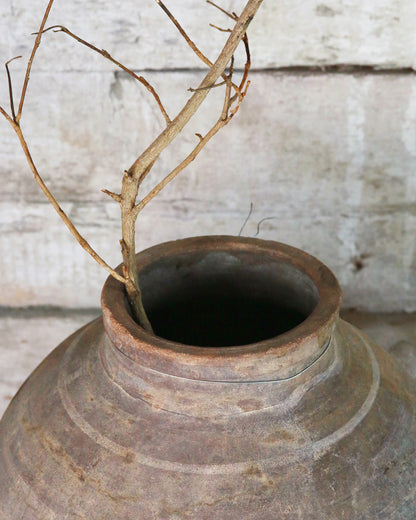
[
  {"left": 1, "top": 0, "right": 263, "bottom": 333},
  {"left": 127, "top": 0, "right": 263, "bottom": 182},
  {"left": 133, "top": 59, "right": 249, "bottom": 217},
  {"left": 5, "top": 56, "right": 22, "bottom": 121},
  {"left": 0, "top": 0, "right": 126, "bottom": 284},
  {"left": 116, "top": 1, "right": 258, "bottom": 330}
]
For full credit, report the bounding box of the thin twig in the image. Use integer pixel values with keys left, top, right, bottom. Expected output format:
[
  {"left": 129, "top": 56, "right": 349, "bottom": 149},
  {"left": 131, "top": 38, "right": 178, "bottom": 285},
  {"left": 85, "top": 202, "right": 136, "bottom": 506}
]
[
  {"left": 0, "top": 105, "right": 14, "bottom": 124},
  {"left": 17, "top": 0, "right": 55, "bottom": 123},
  {"left": 188, "top": 80, "right": 227, "bottom": 92},
  {"left": 254, "top": 216, "right": 278, "bottom": 237},
  {"left": 220, "top": 70, "right": 233, "bottom": 120},
  {"left": 39, "top": 25, "right": 171, "bottom": 125},
  {"left": 102, "top": 189, "right": 122, "bottom": 203},
  {"left": 5, "top": 56, "right": 22, "bottom": 122},
  {"left": 155, "top": 0, "right": 213, "bottom": 68},
  {"left": 238, "top": 202, "right": 254, "bottom": 236},
  {"left": 207, "top": 0, "right": 238, "bottom": 21},
  {"left": 209, "top": 24, "right": 232, "bottom": 33},
  {"left": 239, "top": 34, "right": 251, "bottom": 91}
]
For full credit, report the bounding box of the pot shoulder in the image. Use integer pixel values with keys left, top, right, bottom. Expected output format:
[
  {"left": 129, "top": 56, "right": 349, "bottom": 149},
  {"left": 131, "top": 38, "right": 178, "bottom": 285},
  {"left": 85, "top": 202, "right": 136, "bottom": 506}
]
[{"left": 0, "top": 317, "right": 415, "bottom": 520}]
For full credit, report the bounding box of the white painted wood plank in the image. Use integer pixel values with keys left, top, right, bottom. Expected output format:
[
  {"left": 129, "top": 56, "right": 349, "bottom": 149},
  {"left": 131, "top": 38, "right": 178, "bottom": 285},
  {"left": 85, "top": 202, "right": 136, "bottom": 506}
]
[
  {"left": 1, "top": 0, "right": 416, "bottom": 71},
  {"left": 1, "top": 71, "right": 416, "bottom": 311},
  {"left": 0, "top": 311, "right": 99, "bottom": 420}
]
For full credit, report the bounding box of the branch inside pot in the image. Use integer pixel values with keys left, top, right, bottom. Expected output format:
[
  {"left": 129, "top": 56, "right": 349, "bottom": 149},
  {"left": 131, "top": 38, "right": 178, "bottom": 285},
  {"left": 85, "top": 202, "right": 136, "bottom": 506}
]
[{"left": 0, "top": 0, "right": 263, "bottom": 332}]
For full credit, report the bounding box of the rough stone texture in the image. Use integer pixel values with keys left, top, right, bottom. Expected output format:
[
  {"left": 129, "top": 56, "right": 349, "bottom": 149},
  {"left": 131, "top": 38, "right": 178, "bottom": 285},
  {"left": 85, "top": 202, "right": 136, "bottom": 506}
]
[{"left": 1, "top": 1, "right": 416, "bottom": 312}]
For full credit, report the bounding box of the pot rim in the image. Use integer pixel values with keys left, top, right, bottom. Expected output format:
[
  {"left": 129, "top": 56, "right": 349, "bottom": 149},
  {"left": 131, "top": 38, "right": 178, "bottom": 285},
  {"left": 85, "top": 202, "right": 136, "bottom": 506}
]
[{"left": 101, "top": 235, "right": 342, "bottom": 381}]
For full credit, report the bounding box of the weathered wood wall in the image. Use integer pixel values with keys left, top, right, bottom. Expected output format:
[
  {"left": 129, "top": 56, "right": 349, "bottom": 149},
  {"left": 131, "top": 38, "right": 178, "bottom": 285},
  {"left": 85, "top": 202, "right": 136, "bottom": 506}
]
[{"left": 1, "top": 0, "right": 416, "bottom": 311}]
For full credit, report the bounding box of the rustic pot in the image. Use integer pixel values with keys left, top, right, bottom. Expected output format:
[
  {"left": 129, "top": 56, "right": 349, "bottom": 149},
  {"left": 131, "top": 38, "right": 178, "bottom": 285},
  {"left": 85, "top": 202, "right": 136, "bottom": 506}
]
[{"left": 0, "top": 236, "right": 415, "bottom": 519}]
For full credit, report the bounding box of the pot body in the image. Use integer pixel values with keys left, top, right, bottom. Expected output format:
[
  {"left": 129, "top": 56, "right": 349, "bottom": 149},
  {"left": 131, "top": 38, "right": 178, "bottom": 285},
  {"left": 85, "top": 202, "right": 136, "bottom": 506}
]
[{"left": 0, "top": 236, "right": 415, "bottom": 519}]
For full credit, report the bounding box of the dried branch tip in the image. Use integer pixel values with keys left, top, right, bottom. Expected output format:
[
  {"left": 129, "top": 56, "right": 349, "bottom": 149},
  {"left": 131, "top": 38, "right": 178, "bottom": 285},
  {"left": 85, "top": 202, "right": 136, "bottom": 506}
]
[
  {"left": 207, "top": 1, "right": 238, "bottom": 21},
  {"left": 5, "top": 56, "right": 22, "bottom": 122},
  {"left": 38, "top": 24, "right": 171, "bottom": 125},
  {"left": 102, "top": 189, "right": 122, "bottom": 203},
  {"left": 209, "top": 24, "right": 232, "bottom": 33}
]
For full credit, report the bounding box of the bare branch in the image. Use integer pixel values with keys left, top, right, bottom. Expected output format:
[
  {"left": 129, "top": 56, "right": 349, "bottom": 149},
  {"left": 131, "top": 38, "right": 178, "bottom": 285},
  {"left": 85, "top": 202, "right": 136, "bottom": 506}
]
[
  {"left": 3, "top": 0, "right": 262, "bottom": 332},
  {"left": 0, "top": 105, "right": 14, "bottom": 125},
  {"left": 188, "top": 80, "right": 227, "bottom": 92},
  {"left": 207, "top": 0, "right": 238, "bottom": 21},
  {"left": 209, "top": 24, "right": 232, "bottom": 33},
  {"left": 8, "top": 123, "right": 126, "bottom": 284},
  {"left": 127, "top": 0, "right": 263, "bottom": 182},
  {"left": 155, "top": 0, "right": 213, "bottom": 68},
  {"left": 117, "top": 2, "right": 261, "bottom": 329},
  {"left": 39, "top": 25, "right": 171, "bottom": 125},
  {"left": 16, "top": 0, "right": 55, "bottom": 123},
  {"left": 133, "top": 61, "right": 242, "bottom": 218},
  {"left": 5, "top": 56, "right": 22, "bottom": 122}
]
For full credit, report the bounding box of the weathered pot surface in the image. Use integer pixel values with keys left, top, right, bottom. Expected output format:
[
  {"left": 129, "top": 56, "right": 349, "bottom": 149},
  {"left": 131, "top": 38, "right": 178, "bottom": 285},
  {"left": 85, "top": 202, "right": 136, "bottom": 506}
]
[{"left": 0, "top": 236, "right": 415, "bottom": 519}]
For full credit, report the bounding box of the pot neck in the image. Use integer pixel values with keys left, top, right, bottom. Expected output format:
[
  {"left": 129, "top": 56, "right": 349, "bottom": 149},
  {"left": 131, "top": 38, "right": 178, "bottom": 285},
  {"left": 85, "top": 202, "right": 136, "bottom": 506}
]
[{"left": 99, "top": 324, "right": 341, "bottom": 417}]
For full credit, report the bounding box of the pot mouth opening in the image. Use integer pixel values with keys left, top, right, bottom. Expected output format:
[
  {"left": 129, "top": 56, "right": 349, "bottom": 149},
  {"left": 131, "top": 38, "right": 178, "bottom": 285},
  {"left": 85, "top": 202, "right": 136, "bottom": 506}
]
[
  {"left": 102, "top": 237, "right": 341, "bottom": 380},
  {"left": 139, "top": 251, "right": 318, "bottom": 348}
]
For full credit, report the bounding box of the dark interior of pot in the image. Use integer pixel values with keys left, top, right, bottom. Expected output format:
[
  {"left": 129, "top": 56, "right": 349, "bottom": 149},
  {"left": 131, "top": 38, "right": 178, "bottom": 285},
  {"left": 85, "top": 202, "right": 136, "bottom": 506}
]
[{"left": 139, "top": 250, "right": 319, "bottom": 347}]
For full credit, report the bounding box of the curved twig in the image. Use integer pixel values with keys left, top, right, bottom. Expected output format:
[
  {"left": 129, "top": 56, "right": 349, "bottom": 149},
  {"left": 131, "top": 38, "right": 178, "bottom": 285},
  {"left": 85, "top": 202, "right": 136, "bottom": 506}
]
[
  {"left": 254, "top": 217, "right": 279, "bottom": 237},
  {"left": 238, "top": 202, "right": 254, "bottom": 236},
  {"left": 38, "top": 25, "right": 171, "bottom": 125},
  {"left": 207, "top": 0, "right": 238, "bottom": 21},
  {"left": 5, "top": 56, "right": 22, "bottom": 122},
  {"left": 9, "top": 121, "right": 126, "bottom": 284}
]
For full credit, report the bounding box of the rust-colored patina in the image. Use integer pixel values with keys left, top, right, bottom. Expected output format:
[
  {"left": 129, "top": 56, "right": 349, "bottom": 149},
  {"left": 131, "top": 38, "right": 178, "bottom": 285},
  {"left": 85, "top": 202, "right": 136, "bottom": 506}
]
[{"left": 0, "top": 236, "right": 415, "bottom": 519}]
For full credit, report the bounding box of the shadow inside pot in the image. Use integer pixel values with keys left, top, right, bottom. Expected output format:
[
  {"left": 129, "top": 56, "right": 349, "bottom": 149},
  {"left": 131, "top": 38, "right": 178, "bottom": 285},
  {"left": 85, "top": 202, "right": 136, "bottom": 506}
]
[{"left": 140, "top": 250, "right": 319, "bottom": 348}]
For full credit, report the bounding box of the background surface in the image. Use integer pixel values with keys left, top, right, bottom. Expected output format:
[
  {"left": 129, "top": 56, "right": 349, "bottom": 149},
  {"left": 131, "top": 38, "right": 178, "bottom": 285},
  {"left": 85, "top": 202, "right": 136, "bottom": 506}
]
[
  {"left": 1, "top": 0, "right": 416, "bottom": 311},
  {"left": 1, "top": 1, "right": 416, "bottom": 413}
]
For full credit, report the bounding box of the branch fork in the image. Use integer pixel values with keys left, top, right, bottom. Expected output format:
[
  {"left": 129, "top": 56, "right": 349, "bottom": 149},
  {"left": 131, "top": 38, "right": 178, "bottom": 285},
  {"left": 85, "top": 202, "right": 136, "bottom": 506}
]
[{"left": 1, "top": 0, "right": 263, "bottom": 332}]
